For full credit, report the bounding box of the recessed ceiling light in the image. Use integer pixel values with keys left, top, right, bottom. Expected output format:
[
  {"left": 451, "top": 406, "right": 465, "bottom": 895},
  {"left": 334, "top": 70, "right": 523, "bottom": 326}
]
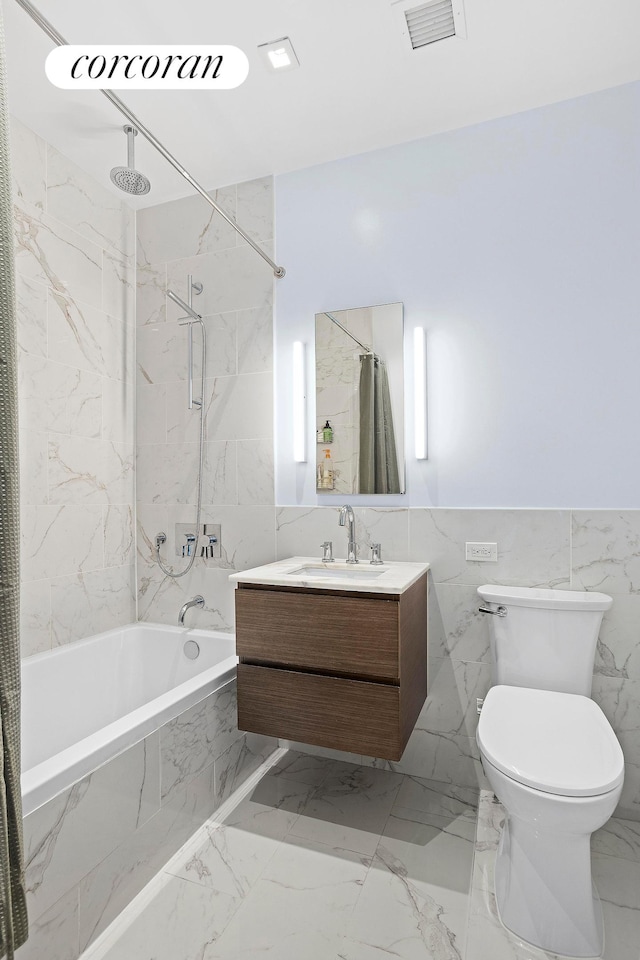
[{"left": 257, "top": 37, "right": 300, "bottom": 72}]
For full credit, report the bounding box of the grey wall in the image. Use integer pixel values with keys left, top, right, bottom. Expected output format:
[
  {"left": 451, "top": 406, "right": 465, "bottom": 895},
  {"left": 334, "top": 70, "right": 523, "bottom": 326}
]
[{"left": 274, "top": 81, "right": 640, "bottom": 508}]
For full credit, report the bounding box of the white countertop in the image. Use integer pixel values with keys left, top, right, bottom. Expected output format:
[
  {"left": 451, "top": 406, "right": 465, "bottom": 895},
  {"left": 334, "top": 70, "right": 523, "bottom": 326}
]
[{"left": 229, "top": 557, "right": 430, "bottom": 595}]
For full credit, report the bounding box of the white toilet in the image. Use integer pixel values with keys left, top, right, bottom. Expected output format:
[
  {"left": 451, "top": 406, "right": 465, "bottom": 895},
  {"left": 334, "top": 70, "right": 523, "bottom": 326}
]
[{"left": 476, "top": 584, "right": 624, "bottom": 959}]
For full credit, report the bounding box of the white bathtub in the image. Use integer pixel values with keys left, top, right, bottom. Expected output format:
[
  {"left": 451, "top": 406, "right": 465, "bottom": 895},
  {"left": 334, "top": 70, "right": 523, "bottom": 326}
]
[{"left": 21, "top": 623, "right": 238, "bottom": 817}]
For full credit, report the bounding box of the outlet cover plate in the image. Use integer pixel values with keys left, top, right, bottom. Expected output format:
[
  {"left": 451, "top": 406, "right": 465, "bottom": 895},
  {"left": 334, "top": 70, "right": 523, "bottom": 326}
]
[{"left": 466, "top": 541, "right": 498, "bottom": 562}]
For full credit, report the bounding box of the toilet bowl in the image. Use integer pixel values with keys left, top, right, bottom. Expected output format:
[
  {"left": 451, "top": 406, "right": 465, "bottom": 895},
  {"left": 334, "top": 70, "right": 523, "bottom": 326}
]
[
  {"left": 477, "top": 684, "right": 624, "bottom": 958},
  {"left": 476, "top": 583, "right": 624, "bottom": 957}
]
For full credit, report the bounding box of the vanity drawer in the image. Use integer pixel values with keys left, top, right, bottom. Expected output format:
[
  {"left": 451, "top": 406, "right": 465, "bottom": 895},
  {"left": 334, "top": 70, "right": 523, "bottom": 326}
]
[
  {"left": 237, "top": 663, "right": 402, "bottom": 759},
  {"left": 235, "top": 587, "right": 399, "bottom": 681}
]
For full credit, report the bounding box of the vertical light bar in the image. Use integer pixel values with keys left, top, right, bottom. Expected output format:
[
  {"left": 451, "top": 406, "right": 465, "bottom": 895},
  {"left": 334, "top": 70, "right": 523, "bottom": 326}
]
[
  {"left": 292, "top": 341, "right": 306, "bottom": 462},
  {"left": 414, "top": 327, "right": 428, "bottom": 459}
]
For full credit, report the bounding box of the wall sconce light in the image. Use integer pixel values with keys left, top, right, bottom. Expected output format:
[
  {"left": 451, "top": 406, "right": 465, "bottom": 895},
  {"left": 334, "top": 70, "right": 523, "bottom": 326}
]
[
  {"left": 292, "top": 341, "right": 306, "bottom": 462},
  {"left": 414, "top": 327, "right": 427, "bottom": 459}
]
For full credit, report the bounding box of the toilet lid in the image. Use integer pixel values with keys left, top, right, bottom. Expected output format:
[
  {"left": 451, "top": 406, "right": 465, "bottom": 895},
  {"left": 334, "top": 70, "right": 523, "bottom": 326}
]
[{"left": 477, "top": 685, "right": 624, "bottom": 797}]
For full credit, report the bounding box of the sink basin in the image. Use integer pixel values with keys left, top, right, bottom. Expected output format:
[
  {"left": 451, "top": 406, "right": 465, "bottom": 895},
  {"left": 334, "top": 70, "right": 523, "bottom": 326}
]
[
  {"left": 230, "top": 557, "right": 430, "bottom": 595},
  {"left": 288, "top": 565, "right": 386, "bottom": 580}
]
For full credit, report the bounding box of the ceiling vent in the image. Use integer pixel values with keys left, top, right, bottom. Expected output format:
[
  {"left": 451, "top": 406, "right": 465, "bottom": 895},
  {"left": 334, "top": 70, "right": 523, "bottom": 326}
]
[
  {"left": 392, "top": 0, "right": 467, "bottom": 53},
  {"left": 406, "top": 1, "right": 455, "bottom": 48}
]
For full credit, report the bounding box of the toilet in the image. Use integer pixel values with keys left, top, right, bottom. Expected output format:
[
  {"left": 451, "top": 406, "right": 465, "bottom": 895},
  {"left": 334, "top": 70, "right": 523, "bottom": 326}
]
[{"left": 476, "top": 584, "right": 624, "bottom": 959}]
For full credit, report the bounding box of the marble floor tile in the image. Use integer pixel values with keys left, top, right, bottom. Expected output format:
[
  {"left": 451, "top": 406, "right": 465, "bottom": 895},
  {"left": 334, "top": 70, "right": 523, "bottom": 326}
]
[
  {"left": 78, "top": 766, "right": 640, "bottom": 960},
  {"left": 392, "top": 775, "right": 479, "bottom": 824},
  {"left": 208, "top": 836, "right": 370, "bottom": 960},
  {"left": 344, "top": 808, "right": 475, "bottom": 960},
  {"left": 97, "top": 873, "right": 241, "bottom": 960},
  {"left": 338, "top": 937, "right": 405, "bottom": 959},
  {"left": 593, "top": 851, "right": 640, "bottom": 960},
  {"left": 166, "top": 775, "right": 315, "bottom": 898},
  {"left": 289, "top": 762, "right": 404, "bottom": 856},
  {"left": 222, "top": 771, "right": 316, "bottom": 835},
  {"left": 270, "top": 747, "right": 346, "bottom": 785}
]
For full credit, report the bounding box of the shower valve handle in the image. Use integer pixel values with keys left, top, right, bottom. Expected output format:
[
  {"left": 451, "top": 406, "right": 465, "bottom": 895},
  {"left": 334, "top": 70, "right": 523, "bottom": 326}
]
[{"left": 182, "top": 533, "right": 197, "bottom": 557}]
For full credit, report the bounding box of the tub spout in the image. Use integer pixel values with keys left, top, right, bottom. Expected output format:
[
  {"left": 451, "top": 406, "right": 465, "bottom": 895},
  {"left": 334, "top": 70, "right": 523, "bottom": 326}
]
[{"left": 178, "top": 595, "right": 205, "bottom": 625}]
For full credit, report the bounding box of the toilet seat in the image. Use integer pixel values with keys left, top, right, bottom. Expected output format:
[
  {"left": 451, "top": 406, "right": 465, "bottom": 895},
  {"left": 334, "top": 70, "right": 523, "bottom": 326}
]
[{"left": 478, "top": 685, "right": 624, "bottom": 797}]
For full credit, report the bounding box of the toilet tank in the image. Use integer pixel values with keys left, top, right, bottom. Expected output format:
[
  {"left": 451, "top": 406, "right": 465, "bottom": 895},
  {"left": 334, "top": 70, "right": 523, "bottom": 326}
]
[{"left": 477, "top": 585, "right": 613, "bottom": 696}]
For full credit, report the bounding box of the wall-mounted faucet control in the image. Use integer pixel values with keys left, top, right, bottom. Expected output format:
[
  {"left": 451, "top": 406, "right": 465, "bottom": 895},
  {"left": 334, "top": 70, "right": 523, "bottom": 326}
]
[
  {"left": 174, "top": 524, "right": 198, "bottom": 557},
  {"left": 321, "top": 541, "right": 334, "bottom": 562},
  {"left": 370, "top": 543, "right": 383, "bottom": 565},
  {"left": 182, "top": 533, "right": 197, "bottom": 557},
  {"left": 200, "top": 523, "right": 222, "bottom": 562},
  {"left": 174, "top": 523, "right": 222, "bottom": 560}
]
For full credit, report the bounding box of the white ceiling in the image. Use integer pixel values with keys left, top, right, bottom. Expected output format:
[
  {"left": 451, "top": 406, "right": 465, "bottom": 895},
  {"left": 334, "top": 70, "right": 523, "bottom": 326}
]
[{"left": 3, "top": 0, "right": 640, "bottom": 208}]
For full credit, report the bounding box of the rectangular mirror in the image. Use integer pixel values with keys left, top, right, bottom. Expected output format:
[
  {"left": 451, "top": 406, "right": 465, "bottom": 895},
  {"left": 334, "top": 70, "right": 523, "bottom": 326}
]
[{"left": 315, "top": 302, "right": 405, "bottom": 494}]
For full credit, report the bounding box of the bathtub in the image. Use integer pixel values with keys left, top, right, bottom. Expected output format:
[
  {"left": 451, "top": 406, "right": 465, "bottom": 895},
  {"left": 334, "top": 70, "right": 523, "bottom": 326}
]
[{"left": 21, "top": 622, "right": 238, "bottom": 817}]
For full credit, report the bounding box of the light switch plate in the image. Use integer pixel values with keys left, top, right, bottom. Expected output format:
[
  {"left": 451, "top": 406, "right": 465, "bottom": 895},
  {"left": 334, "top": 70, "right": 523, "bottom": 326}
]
[{"left": 466, "top": 542, "right": 498, "bottom": 562}]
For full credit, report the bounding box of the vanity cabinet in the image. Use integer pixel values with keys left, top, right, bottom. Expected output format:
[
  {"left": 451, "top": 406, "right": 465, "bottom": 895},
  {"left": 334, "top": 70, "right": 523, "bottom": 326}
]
[{"left": 234, "top": 574, "right": 428, "bottom": 761}]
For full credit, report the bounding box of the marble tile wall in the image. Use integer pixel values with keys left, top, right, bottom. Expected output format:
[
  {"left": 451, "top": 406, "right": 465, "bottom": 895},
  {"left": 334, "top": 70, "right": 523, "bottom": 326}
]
[
  {"left": 18, "top": 680, "right": 275, "bottom": 960},
  {"left": 275, "top": 506, "right": 640, "bottom": 820},
  {"left": 11, "top": 115, "right": 136, "bottom": 657},
  {"left": 135, "top": 176, "right": 276, "bottom": 630}
]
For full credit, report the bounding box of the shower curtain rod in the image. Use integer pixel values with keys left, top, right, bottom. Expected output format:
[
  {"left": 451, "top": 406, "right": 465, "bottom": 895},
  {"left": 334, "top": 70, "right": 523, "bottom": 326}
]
[
  {"left": 13, "top": 0, "right": 286, "bottom": 279},
  {"left": 324, "top": 312, "right": 379, "bottom": 361}
]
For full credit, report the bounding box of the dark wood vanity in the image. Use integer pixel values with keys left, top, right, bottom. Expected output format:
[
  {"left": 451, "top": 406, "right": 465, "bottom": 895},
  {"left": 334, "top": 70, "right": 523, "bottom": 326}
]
[{"left": 234, "top": 568, "right": 428, "bottom": 760}]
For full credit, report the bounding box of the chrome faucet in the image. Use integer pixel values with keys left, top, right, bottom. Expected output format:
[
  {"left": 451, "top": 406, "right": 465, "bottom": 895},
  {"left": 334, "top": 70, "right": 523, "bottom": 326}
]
[
  {"left": 178, "top": 595, "right": 205, "bottom": 625},
  {"left": 339, "top": 504, "right": 358, "bottom": 563}
]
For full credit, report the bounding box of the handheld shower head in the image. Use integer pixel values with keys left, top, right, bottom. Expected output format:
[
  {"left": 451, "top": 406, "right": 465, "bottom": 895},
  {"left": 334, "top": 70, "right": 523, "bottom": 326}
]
[{"left": 110, "top": 125, "right": 151, "bottom": 196}]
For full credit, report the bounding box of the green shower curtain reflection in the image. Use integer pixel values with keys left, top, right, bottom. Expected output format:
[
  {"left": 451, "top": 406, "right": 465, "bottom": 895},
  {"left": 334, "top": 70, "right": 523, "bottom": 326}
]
[
  {"left": 0, "top": 6, "right": 28, "bottom": 957},
  {"left": 358, "top": 355, "right": 401, "bottom": 494}
]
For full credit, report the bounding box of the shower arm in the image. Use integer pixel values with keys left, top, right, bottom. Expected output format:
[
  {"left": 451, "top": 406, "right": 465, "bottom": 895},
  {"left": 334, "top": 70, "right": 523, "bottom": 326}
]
[
  {"left": 13, "top": 0, "right": 286, "bottom": 280},
  {"left": 126, "top": 125, "right": 135, "bottom": 169}
]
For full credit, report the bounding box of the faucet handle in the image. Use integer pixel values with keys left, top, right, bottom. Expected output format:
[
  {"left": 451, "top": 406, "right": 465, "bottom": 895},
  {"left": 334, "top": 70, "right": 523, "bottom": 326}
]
[
  {"left": 320, "top": 541, "right": 334, "bottom": 562},
  {"left": 182, "top": 533, "right": 197, "bottom": 557},
  {"left": 370, "top": 543, "right": 383, "bottom": 565},
  {"left": 200, "top": 535, "right": 218, "bottom": 560}
]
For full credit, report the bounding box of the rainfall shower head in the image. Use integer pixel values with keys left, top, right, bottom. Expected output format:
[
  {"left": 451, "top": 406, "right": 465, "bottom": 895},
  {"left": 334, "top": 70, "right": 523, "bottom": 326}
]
[{"left": 110, "top": 125, "right": 151, "bottom": 196}]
